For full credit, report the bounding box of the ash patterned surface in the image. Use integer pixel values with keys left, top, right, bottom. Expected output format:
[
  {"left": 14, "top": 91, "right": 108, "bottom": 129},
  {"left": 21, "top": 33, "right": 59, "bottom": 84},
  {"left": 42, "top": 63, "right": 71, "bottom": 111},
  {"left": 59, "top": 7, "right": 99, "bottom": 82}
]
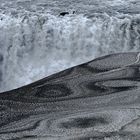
[{"left": 0, "top": 53, "right": 140, "bottom": 140}]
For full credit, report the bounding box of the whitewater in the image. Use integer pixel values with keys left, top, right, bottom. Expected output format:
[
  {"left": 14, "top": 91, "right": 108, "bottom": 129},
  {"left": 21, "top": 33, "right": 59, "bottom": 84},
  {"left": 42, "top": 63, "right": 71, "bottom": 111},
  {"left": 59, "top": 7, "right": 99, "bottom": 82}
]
[{"left": 1, "top": 0, "right": 140, "bottom": 92}]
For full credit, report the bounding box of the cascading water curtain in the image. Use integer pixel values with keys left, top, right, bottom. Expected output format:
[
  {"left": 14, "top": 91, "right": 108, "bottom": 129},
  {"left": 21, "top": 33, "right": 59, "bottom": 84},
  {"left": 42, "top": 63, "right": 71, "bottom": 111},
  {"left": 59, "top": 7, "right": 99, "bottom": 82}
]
[{"left": 0, "top": 11, "right": 140, "bottom": 92}]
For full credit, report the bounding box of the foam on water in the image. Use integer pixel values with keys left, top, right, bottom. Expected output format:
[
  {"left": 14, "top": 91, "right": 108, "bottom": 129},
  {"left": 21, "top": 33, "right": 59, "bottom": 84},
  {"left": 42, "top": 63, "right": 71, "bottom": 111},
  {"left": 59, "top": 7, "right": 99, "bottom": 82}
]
[{"left": 1, "top": 9, "right": 140, "bottom": 92}]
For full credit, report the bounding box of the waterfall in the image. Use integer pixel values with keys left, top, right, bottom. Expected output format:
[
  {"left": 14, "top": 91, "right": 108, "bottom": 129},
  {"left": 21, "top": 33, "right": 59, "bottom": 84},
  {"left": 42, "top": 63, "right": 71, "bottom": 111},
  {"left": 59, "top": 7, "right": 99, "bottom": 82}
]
[{"left": 1, "top": 11, "right": 140, "bottom": 92}]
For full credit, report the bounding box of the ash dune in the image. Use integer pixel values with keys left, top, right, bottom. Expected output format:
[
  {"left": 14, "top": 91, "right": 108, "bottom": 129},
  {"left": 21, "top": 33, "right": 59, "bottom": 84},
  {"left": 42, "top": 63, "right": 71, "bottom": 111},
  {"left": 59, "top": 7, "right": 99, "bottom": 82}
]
[{"left": 0, "top": 53, "right": 140, "bottom": 140}]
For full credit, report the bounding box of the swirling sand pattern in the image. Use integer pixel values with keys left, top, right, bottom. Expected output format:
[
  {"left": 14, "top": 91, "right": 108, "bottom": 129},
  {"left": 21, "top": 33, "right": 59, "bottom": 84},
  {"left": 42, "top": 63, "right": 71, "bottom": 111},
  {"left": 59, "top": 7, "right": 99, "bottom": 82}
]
[{"left": 1, "top": 52, "right": 140, "bottom": 140}]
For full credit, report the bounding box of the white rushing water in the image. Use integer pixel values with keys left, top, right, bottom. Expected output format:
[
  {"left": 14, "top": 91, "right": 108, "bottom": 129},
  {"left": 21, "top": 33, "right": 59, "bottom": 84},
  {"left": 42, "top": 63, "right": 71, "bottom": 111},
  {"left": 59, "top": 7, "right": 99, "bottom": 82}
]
[{"left": 1, "top": 0, "right": 140, "bottom": 92}]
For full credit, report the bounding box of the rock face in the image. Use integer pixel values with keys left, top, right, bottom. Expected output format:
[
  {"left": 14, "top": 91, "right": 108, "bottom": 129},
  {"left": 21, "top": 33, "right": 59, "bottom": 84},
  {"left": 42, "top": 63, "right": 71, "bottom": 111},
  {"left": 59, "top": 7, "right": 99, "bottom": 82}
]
[{"left": 0, "top": 52, "right": 140, "bottom": 139}]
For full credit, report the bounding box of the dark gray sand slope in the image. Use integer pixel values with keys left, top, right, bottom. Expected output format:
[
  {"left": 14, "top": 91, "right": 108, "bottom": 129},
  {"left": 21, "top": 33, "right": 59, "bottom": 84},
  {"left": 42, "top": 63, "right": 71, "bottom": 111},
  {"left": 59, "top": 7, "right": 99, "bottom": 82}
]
[{"left": 0, "top": 52, "right": 140, "bottom": 140}]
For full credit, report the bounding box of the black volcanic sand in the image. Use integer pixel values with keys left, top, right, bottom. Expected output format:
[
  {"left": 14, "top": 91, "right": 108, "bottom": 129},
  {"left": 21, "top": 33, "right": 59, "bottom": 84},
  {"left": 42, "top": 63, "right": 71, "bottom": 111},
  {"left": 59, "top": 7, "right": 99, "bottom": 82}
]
[{"left": 1, "top": 52, "right": 140, "bottom": 140}]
